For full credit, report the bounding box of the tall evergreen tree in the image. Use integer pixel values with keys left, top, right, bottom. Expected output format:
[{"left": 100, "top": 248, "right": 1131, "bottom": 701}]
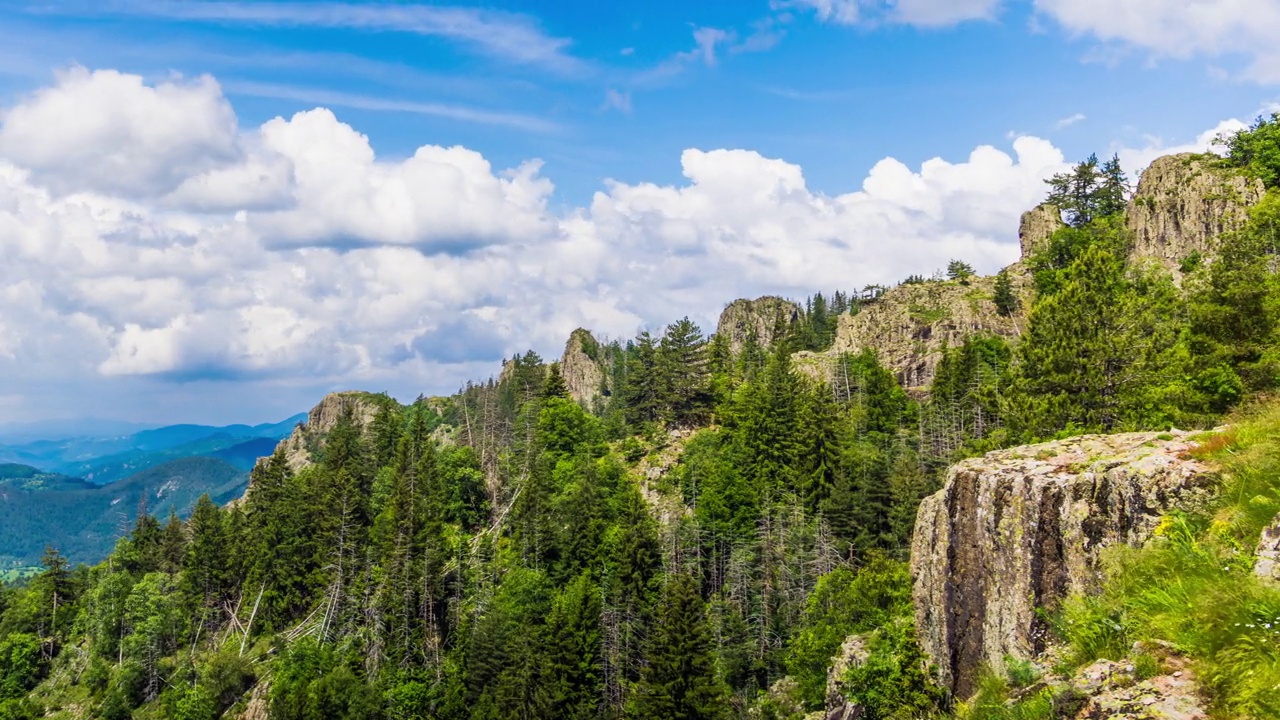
[
  {"left": 630, "top": 574, "right": 727, "bottom": 720},
  {"left": 993, "top": 268, "right": 1018, "bottom": 317},
  {"left": 658, "top": 318, "right": 713, "bottom": 426}
]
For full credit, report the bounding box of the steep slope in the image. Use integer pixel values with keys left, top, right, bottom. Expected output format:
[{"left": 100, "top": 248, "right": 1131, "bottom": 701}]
[
  {"left": 1126, "top": 153, "right": 1266, "bottom": 273},
  {"left": 265, "top": 391, "right": 389, "bottom": 473},
  {"left": 909, "top": 431, "right": 1215, "bottom": 697}
]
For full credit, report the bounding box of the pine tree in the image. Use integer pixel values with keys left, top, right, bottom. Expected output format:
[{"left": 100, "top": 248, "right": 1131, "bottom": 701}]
[
  {"left": 798, "top": 383, "right": 843, "bottom": 515},
  {"left": 993, "top": 268, "right": 1018, "bottom": 317},
  {"left": 630, "top": 574, "right": 727, "bottom": 720},
  {"left": 182, "top": 495, "right": 230, "bottom": 615}
]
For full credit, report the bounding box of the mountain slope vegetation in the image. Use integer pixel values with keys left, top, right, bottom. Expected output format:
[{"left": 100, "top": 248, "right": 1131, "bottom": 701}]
[{"left": 3, "top": 116, "right": 1280, "bottom": 720}]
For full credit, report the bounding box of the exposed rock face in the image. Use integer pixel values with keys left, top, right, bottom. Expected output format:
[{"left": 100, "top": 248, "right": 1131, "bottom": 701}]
[
  {"left": 1255, "top": 512, "right": 1280, "bottom": 582},
  {"left": 717, "top": 296, "right": 800, "bottom": 354},
  {"left": 824, "top": 634, "right": 870, "bottom": 720},
  {"left": 560, "top": 328, "right": 609, "bottom": 411},
  {"left": 265, "top": 391, "right": 385, "bottom": 473},
  {"left": 1126, "top": 153, "right": 1265, "bottom": 272},
  {"left": 911, "top": 431, "right": 1216, "bottom": 697},
  {"left": 806, "top": 276, "right": 1027, "bottom": 390},
  {"left": 1019, "top": 202, "right": 1066, "bottom": 259},
  {"left": 236, "top": 681, "right": 270, "bottom": 720}
]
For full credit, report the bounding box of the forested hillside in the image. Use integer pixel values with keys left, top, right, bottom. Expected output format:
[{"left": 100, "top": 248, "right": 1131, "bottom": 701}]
[{"left": 3, "top": 116, "right": 1280, "bottom": 720}]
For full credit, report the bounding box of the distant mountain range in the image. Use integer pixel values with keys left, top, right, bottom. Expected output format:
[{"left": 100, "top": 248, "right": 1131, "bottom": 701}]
[
  {"left": 0, "top": 414, "right": 305, "bottom": 484},
  {"left": 0, "top": 413, "right": 304, "bottom": 568}
]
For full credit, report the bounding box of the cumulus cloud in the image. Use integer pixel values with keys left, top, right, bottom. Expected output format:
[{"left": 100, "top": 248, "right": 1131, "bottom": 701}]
[
  {"left": 1034, "top": 0, "right": 1280, "bottom": 83},
  {"left": 0, "top": 67, "right": 241, "bottom": 198},
  {"left": 0, "top": 67, "right": 1240, "bottom": 422}
]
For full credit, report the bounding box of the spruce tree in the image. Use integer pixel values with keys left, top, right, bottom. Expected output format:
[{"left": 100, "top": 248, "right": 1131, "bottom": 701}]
[
  {"left": 657, "top": 318, "right": 713, "bottom": 426},
  {"left": 630, "top": 574, "right": 727, "bottom": 720},
  {"left": 543, "top": 573, "right": 603, "bottom": 720},
  {"left": 543, "top": 362, "right": 571, "bottom": 400},
  {"left": 993, "top": 268, "right": 1018, "bottom": 317}
]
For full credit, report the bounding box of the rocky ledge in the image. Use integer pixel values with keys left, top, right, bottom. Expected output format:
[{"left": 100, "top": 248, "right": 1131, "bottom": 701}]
[{"left": 910, "top": 431, "right": 1217, "bottom": 697}]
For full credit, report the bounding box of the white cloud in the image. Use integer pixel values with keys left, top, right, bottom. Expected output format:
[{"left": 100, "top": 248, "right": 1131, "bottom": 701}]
[
  {"left": 1034, "top": 0, "right": 1280, "bottom": 83},
  {"left": 1055, "top": 113, "right": 1087, "bottom": 129},
  {"left": 0, "top": 67, "right": 240, "bottom": 198},
  {"left": 0, "top": 67, "right": 1245, "bottom": 423},
  {"left": 1112, "top": 118, "right": 1247, "bottom": 175}
]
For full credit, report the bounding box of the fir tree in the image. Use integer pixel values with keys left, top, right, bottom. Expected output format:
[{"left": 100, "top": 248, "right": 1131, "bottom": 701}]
[
  {"left": 658, "top": 318, "right": 713, "bottom": 426},
  {"left": 543, "top": 362, "right": 571, "bottom": 400},
  {"left": 993, "top": 268, "right": 1018, "bottom": 317},
  {"left": 630, "top": 574, "right": 727, "bottom": 720}
]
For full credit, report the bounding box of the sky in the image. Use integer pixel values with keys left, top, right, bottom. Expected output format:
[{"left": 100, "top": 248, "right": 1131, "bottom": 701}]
[{"left": 1, "top": 0, "right": 1279, "bottom": 427}]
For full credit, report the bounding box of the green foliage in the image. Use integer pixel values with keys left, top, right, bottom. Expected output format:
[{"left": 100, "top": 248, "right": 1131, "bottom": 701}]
[
  {"left": 841, "top": 619, "right": 946, "bottom": 720},
  {"left": 946, "top": 260, "right": 975, "bottom": 282},
  {"left": 786, "top": 556, "right": 915, "bottom": 708},
  {"left": 1054, "top": 402, "right": 1280, "bottom": 718},
  {"left": 1217, "top": 112, "right": 1280, "bottom": 189},
  {"left": 1043, "top": 154, "right": 1128, "bottom": 228},
  {"left": 1013, "top": 242, "right": 1187, "bottom": 439},
  {"left": 992, "top": 269, "right": 1017, "bottom": 317},
  {"left": 629, "top": 574, "right": 728, "bottom": 720}
]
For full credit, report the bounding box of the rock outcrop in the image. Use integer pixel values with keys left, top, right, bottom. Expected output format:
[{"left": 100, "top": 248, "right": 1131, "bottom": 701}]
[
  {"left": 823, "top": 634, "right": 871, "bottom": 720},
  {"left": 1255, "top": 512, "right": 1280, "bottom": 582},
  {"left": 910, "top": 431, "right": 1216, "bottom": 697},
  {"left": 264, "top": 391, "right": 386, "bottom": 473},
  {"left": 1064, "top": 655, "right": 1207, "bottom": 720},
  {"left": 797, "top": 276, "right": 1027, "bottom": 390},
  {"left": 560, "top": 328, "right": 610, "bottom": 411},
  {"left": 1019, "top": 202, "right": 1066, "bottom": 259},
  {"left": 717, "top": 296, "right": 800, "bottom": 354},
  {"left": 1126, "top": 153, "right": 1265, "bottom": 272}
]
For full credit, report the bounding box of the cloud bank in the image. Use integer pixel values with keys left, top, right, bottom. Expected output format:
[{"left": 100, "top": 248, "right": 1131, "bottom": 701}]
[{"left": 0, "top": 68, "right": 1234, "bottom": 421}]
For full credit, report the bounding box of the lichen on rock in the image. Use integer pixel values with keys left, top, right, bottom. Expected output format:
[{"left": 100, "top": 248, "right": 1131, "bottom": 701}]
[{"left": 910, "top": 431, "right": 1216, "bottom": 697}]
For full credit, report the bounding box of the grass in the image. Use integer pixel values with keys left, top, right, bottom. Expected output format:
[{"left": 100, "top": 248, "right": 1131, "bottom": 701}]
[{"left": 1053, "top": 398, "right": 1280, "bottom": 718}]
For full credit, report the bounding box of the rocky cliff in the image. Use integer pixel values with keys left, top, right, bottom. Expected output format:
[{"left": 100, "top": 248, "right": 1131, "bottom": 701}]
[
  {"left": 717, "top": 296, "right": 800, "bottom": 354},
  {"left": 910, "top": 431, "right": 1216, "bottom": 698},
  {"left": 795, "top": 275, "right": 1029, "bottom": 390},
  {"left": 263, "top": 391, "right": 386, "bottom": 473},
  {"left": 1126, "top": 153, "right": 1265, "bottom": 273},
  {"left": 1019, "top": 202, "right": 1066, "bottom": 259},
  {"left": 560, "top": 328, "right": 610, "bottom": 411}
]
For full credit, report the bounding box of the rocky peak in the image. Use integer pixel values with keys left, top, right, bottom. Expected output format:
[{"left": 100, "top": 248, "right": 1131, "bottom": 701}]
[
  {"left": 910, "top": 431, "right": 1216, "bottom": 698},
  {"left": 797, "top": 275, "right": 1028, "bottom": 390},
  {"left": 560, "top": 328, "right": 609, "bottom": 411},
  {"left": 266, "top": 391, "right": 385, "bottom": 473},
  {"left": 1019, "top": 202, "right": 1066, "bottom": 259},
  {"left": 716, "top": 296, "right": 800, "bottom": 354},
  {"left": 1126, "top": 153, "right": 1265, "bottom": 272}
]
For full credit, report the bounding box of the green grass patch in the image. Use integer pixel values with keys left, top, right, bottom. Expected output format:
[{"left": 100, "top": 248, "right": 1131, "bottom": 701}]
[{"left": 1054, "top": 399, "right": 1280, "bottom": 718}]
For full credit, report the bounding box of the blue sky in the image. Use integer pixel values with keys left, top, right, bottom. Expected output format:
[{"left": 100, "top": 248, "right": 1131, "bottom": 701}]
[{"left": 0, "top": 0, "right": 1278, "bottom": 426}]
